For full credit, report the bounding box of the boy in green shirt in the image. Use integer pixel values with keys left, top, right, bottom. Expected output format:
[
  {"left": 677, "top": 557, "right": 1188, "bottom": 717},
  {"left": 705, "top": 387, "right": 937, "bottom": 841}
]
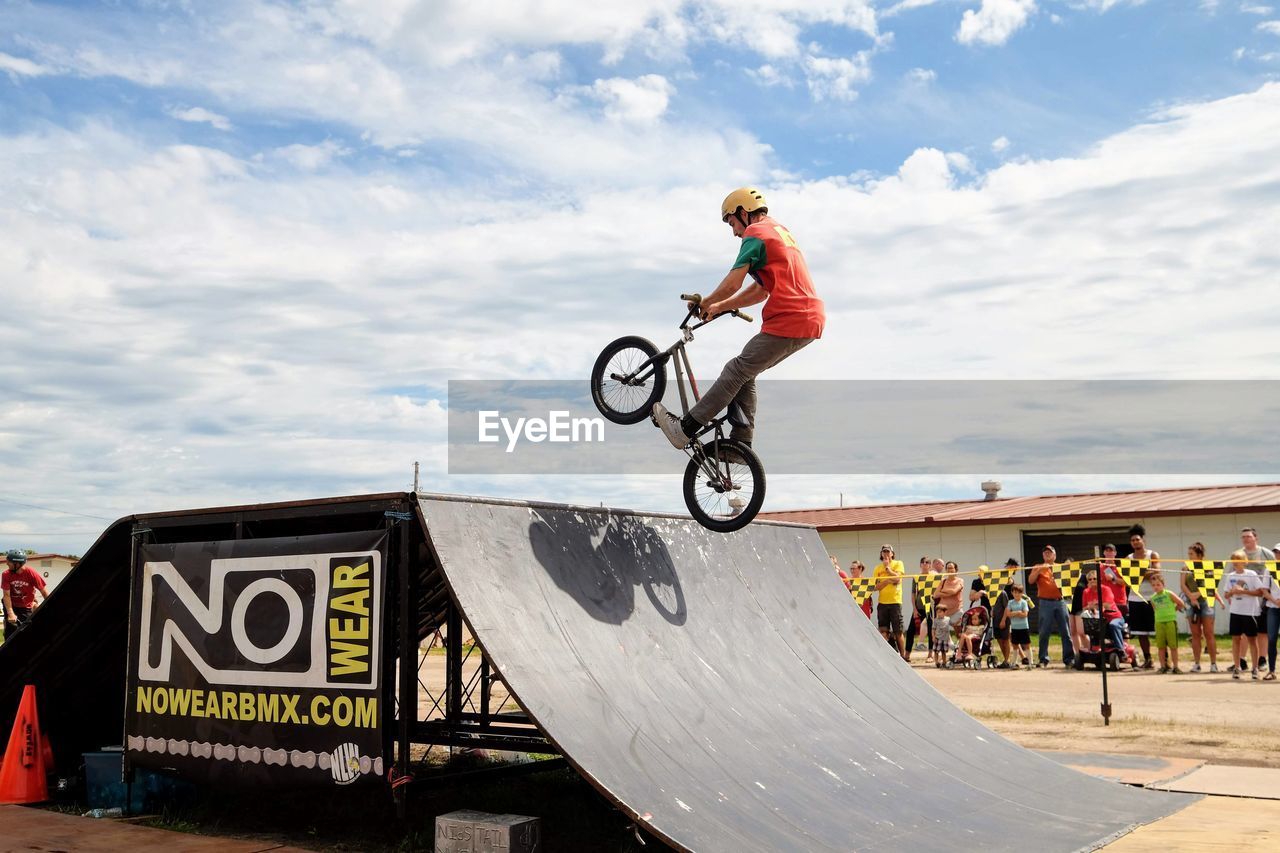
[{"left": 1150, "top": 572, "right": 1186, "bottom": 673}]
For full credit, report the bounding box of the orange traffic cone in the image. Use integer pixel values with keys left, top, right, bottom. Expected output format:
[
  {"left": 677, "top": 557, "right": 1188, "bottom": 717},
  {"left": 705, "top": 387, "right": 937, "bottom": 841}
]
[{"left": 0, "top": 685, "right": 48, "bottom": 804}]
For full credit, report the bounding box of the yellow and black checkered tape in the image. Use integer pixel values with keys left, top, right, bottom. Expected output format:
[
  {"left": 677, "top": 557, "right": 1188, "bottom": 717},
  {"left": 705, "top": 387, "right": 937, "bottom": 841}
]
[
  {"left": 1116, "top": 558, "right": 1150, "bottom": 591},
  {"left": 915, "top": 573, "right": 944, "bottom": 613},
  {"left": 1186, "top": 560, "right": 1223, "bottom": 606},
  {"left": 847, "top": 576, "right": 877, "bottom": 605}
]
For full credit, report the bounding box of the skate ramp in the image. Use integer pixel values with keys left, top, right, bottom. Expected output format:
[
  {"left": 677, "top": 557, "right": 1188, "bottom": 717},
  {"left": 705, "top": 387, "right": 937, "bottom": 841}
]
[{"left": 418, "top": 494, "right": 1194, "bottom": 853}]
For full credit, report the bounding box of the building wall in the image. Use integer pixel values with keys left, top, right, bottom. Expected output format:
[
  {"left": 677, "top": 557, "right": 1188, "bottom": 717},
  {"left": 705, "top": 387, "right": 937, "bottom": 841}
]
[{"left": 28, "top": 557, "right": 76, "bottom": 593}]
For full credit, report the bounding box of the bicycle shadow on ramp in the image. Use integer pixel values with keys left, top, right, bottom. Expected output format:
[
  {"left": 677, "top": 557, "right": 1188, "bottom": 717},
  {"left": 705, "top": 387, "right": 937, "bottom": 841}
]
[{"left": 528, "top": 510, "right": 687, "bottom": 627}]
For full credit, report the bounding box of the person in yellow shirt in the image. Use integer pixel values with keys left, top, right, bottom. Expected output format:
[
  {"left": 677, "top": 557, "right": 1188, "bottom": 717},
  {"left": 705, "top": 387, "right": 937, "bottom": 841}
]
[{"left": 874, "top": 545, "right": 907, "bottom": 659}]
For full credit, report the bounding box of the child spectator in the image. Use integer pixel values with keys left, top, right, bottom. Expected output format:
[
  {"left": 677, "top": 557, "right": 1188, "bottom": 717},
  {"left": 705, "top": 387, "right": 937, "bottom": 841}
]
[
  {"left": 1149, "top": 572, "right": 1186, "bottom": 674},
  {"left": 956, "top": 606, "right": 989, "bottom": 664},
  {"left": 932, "top": 602, "right": 953, "bottom": 665},
  {"left": 1004, "top": 583, "right": 1032, "bottom": 668},
  {"left": 1218, "top": 549, "right": 1265, "bottom": 680}
]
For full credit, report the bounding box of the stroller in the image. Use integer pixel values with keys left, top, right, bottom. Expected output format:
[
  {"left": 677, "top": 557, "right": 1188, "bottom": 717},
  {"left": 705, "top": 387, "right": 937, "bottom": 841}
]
[
  {"left": 954, "top": 604, "right": 993, "bottom": 669},
  {"left": 1075, "top": 612, "right": 1138, "bottom": 671}
]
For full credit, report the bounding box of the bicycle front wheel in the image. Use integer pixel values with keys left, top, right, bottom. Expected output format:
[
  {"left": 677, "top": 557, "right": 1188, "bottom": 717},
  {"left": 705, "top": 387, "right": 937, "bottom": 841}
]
[
  {"left": 590, "top": 336, "right": 667, "bottom": 425},
  {"left": 682, "top": 439, "right": 766, "bottom": 533}
]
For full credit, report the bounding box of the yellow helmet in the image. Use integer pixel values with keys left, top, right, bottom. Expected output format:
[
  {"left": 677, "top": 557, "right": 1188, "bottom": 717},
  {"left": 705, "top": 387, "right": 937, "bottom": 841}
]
[{"left": 720, "top": 187, "right": 768, "bottom": 222}]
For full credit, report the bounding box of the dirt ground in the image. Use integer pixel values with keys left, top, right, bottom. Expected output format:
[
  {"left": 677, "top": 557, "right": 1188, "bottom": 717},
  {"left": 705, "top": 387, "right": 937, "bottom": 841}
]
[
  {"left": 912, "top": 654, "right": 1280, "bottom": 768},
  {"left": 415, "top": 641, "right": 1280, "bottom": 769}
]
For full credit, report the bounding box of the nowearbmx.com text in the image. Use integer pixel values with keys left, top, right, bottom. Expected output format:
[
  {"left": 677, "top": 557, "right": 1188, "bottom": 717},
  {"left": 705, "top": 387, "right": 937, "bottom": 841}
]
[{"left": 477, "top": 410, "right": 605, "bottom": 453}]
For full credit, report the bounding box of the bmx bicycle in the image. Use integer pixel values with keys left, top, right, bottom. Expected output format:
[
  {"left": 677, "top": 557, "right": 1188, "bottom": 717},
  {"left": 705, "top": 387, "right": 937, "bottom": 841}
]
[{"left": 589, "top": 293, "right": 765, "bottom": 533}]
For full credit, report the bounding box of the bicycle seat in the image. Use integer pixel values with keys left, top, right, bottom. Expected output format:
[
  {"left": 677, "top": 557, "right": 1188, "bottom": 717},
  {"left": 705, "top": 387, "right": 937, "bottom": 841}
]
[{"left": 726, "top": 401, "right": 749, "bottom": 427}]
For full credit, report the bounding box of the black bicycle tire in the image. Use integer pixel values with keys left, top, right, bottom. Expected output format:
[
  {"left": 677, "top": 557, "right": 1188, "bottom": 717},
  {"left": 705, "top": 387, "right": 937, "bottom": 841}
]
[
  {"left": 590, "top": 336, "right": 667, "bottom": 425},
  {"left": 682, "top": 439, "right": 766, "bottom": 534}
]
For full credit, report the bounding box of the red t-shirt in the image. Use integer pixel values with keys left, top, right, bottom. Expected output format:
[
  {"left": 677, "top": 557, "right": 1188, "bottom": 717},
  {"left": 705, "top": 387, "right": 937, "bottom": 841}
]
[
  {"left": 2, "top": 566, "right": 46, "bottom": 609},
  {"left": 1099, "top": 565, "right": 1129, "bottom": 612},
  {"left": 1082, "top": 585, "right": 1122, "bottom": 621},
  {"left": 733, "top": 216, "right": 825, "bottom": 339}
]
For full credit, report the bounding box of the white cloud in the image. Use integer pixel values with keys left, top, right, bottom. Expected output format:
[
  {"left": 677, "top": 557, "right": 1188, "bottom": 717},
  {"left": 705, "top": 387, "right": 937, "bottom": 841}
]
[
  {"left": 1240, "top": 3, "right": 1274, "bottom": 14},
  {"left": 585, "top": 74, "right": 675, "bottom": 123},
  {"left": 905, "top": 67, "right": 937, "bottom": 84},
  {"left": 748, "top": 63, "right": 792, "bottom": 88},
  {"left": 991, "top": 135, "right": 1011, "bottom": 152},
  {"left": 272, "top": 139, "right": 353, "bottom": 170},
  {"left": 167, "top": 106, "right": 233, "bottom": 131},
  {"left": 0, "top": 51, "right": 51, "bottom": 77},
  {"left": 804, "top": 50, "right": 874, "bottom": 101},
  {"left": 1258, "top": 20, "right": 1280, "bottom": 33},
  {"left": 957, "top": 0, "right": 1037, "bottom": 47}
]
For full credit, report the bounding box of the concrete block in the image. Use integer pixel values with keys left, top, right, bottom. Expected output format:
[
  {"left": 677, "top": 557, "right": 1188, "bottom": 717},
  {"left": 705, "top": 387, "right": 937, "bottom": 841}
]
[{"left": 435, "top": 809, "right": 541, "bottom": 853}]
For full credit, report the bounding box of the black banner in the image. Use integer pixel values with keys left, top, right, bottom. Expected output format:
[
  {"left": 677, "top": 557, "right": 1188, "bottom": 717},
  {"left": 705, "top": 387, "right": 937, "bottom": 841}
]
[{"left": 124, "top": 531, "right": 387, "bottom": 786}]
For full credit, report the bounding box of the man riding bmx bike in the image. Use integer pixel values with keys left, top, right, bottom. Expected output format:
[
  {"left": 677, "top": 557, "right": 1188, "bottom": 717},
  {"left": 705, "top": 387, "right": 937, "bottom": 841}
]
[{"left": 653, "top": 187, "right": 825, "bottom": 452}]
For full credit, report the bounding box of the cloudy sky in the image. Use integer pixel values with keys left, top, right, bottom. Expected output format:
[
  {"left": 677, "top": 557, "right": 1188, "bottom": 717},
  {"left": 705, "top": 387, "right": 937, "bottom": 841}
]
[{"left": 2, "top": 0, "right": 1280, "bottom": 554}]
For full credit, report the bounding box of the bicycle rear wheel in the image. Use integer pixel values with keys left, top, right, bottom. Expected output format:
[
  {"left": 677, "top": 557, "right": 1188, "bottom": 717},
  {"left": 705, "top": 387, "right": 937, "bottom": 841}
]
[
  {"left": 682, "top": 439, "right": 765, "bottom": 533},
  {"left": 590, "top": 336, "right": 667, "bottom": 425}
]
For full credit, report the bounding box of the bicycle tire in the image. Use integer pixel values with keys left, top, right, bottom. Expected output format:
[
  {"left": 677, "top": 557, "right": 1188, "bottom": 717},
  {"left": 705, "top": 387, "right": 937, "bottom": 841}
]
[
  {"left": 682, "top": 439, "right": 766, "bottom": 533},
  {"left": 590, "top": 336, "right": 667, "bottom": 425}
]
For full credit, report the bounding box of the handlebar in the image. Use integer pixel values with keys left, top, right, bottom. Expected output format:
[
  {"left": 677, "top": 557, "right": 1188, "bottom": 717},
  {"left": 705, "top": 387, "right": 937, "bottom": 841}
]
[{"left": 679, "top": 293, "right": 754, "bottom": 323}]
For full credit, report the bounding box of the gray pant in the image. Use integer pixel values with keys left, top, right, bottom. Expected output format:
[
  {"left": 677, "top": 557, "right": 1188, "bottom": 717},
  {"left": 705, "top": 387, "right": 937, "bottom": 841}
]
[{"left": 688, "top": 332, "right": 814, "bottom": 443}]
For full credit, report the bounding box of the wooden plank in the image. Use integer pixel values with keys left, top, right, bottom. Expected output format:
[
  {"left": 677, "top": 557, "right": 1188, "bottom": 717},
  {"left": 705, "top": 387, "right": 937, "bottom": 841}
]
[
  {"left": 1104, "top": 796, "right": 1280, "bottom": 851},
  {"left": 1154, "top": 765, "right": 1280, "bottom": 799},
  {"left": 0, "top": 805, "right": 312, "bottom": 852}
]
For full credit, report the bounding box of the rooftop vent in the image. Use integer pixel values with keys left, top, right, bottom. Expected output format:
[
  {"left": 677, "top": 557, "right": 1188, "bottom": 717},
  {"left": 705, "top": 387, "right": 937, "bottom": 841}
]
[{"left": 981, "top": 480, "right": 1002, "bottom": 501}]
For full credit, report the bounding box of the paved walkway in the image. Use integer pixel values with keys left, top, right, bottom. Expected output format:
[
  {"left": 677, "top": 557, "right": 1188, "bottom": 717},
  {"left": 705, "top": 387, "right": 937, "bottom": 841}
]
[{"left": 0, "top": 805, "right": 315, "bottom": 852}]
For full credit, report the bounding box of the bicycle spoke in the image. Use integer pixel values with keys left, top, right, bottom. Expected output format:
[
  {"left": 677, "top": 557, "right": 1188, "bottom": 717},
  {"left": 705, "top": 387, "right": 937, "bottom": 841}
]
[
  {"left": 600, "top": 347, "right": 653, "bottom": 416},
  {"left": 690, "top": 455, "right": 756, "bottom": 521}
]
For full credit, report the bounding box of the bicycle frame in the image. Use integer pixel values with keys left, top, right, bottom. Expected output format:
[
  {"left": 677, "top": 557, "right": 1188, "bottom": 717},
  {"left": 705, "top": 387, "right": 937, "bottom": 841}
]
[{"left": 612, "top": 307, "right": 735, "bottom": 422}]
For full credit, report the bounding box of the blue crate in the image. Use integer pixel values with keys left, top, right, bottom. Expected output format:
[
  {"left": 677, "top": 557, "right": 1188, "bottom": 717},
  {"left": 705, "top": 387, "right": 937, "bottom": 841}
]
[{"left": 83, "top": 751, "right": 193, "bottom": 812}]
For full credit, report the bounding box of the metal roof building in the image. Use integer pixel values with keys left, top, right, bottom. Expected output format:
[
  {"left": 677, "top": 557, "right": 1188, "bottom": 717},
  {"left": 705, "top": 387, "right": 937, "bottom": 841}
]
[{"left": 761, "top": 482, "right": 1280, "bottom": 574}]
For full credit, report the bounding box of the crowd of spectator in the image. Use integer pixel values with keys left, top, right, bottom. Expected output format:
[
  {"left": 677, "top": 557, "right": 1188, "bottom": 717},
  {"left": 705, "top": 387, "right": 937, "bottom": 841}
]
[{"left": 838, "top": 524, "right": 1280, "bottom": 681}]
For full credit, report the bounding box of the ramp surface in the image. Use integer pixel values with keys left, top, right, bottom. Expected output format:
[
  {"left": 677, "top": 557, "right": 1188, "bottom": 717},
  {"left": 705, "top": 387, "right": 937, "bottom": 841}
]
[{"left": 418, "top": 495, "right": 1193, "bottom": 853}]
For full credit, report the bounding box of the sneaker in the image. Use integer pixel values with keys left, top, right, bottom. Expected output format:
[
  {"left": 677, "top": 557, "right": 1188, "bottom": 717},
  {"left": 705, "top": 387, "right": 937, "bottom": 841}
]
[
  {"left": 1157, "top": 666, "right": 1169, "bottom": 674},
  {"left": 1252, "top": 669, "right": 1260, "bottom": 680},
  {"left": 1171, "top": 666, "right": 1182, "bottom": 674},
  {"left": 652, "top": 403, "right": 691, "bottom": 449},
  {"left": 1260, "top": 657, "right": 1269, "bottom": 671},
  {"left": 1232, "top": 668, "right": 1241, "bottom": 680},
  {"left": 1190, "top": 663, "right": 1201, "bottom": 673},
  {"left": 1210, "top": 663, "right": 1220, "bottom": 673},
  {"left": 1240, "top": 658, "right": 1248, "bottom": 671},
  {"left": 1022, "top": 658, "right": 1031, "bottom": 668},
  {"left": 1142, "top": 659, "right": 1154, "bottom": 670},
  {"left": 997, "top": 662, "right": 1011, "bottom": 669}
]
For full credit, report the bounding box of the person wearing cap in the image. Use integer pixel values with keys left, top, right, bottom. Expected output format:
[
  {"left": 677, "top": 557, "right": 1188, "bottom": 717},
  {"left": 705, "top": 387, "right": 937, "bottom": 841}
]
[
  {"left": 653, "top": 187, "right": 824, "bottom": 451},
  {"left": 3, "top": 549, "right": 47, "bottom": 634},
  {"left": 873, "top": 545, "right": 907, "bottom": 659},
  {"left": 1028, "top": 545, "right": 1075, "bottom": 668}
]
